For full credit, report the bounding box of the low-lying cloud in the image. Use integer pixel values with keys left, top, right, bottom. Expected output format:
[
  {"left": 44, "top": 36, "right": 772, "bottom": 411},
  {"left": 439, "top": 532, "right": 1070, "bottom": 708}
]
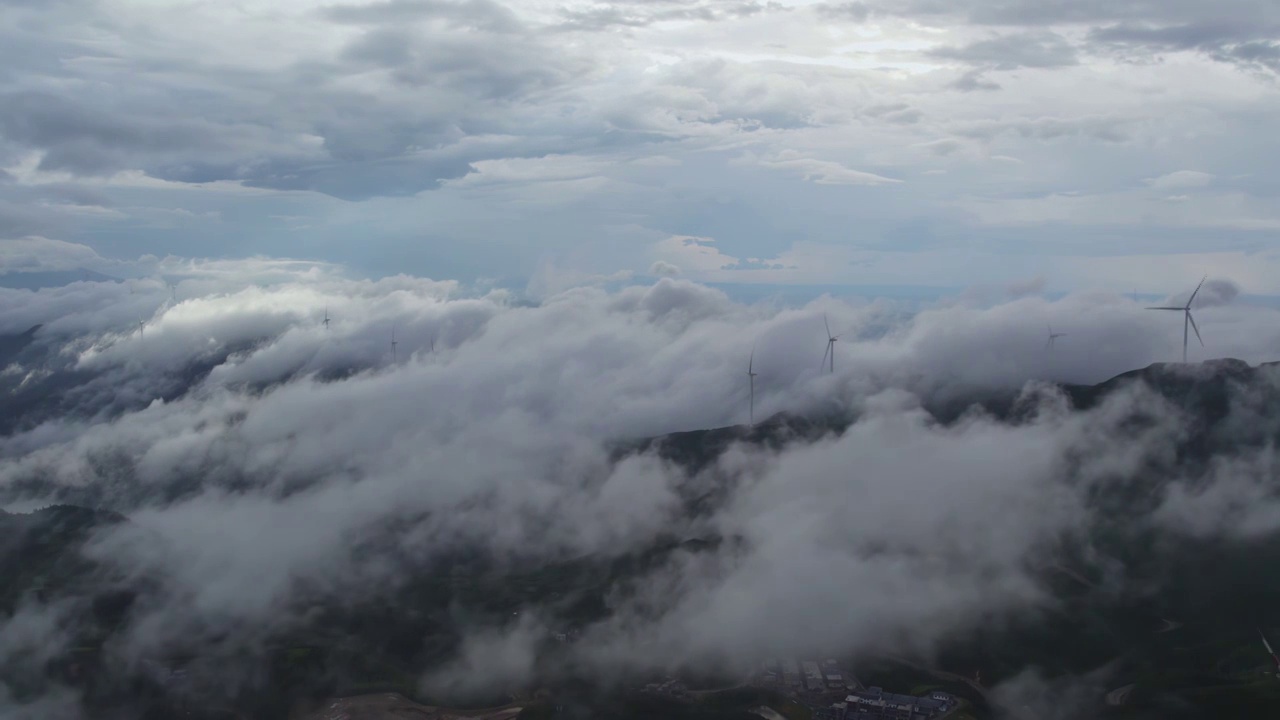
[{"left": 2, "top": 254, "right": 1280, "bottom": 717}]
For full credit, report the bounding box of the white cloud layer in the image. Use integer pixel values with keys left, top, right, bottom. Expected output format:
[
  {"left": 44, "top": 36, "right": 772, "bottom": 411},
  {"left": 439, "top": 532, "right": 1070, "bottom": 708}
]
[{"left": 3, "top": 255, "right": 1280, "bottom": 718}]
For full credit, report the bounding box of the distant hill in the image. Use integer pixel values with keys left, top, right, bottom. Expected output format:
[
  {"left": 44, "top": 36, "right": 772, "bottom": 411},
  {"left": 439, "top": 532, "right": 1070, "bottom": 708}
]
[
  {"left": 608, "top": 359, "right": 1280, "bottom": 718},
  {"left": 8, "top": 359, "right": 1280, "bottom": 719},
  {"left": 0, "top": 504, "right": 128, "bottom": 613},
  {"left": 621, "top": 358, "right": 1280, "bottom": 475},
  {"left": 0, "top": 323, "right": 41, "bottom": 366},
  {"left": 615, "top": 411, "right": 839, "bottom": 473}
]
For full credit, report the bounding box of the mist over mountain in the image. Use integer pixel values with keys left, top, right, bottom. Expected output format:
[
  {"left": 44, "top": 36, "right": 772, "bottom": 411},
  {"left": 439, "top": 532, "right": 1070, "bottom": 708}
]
[{"left": 4, "top": 257, "right": 1280, "bottom": 719}]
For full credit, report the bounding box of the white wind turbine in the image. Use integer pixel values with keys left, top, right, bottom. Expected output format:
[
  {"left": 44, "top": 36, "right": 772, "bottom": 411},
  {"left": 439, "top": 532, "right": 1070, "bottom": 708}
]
[
  {"left": 1046, "top": 324, "right": 1067, "bottom": 351},
  {"left": 747, "top": 346, "right": 758, "bottom": 426},
  {"left": 1147, "top": 275, "right": 1206, "bottom": 363},
  {"left": 1261, "top": 628, "right": 1280, "bottom": 677},
  {"left": 820, "top": 314, "right": 840, "bottom": 374}
]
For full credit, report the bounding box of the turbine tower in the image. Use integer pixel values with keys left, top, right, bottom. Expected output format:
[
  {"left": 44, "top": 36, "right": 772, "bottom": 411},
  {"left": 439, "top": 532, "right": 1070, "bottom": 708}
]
[
  {"left": 390, "top": 326, "right": 398, "bottom": 363},
  {"left": 1046, "top": 324, "right": 1067, "bottom": 351},
  {"left": 137, "top": 320, "right": 145, "bottom": 339},
  {"left": 169, "top": 283, "right": 177, "bottom": 303},
  {"left": 747, "top": 347, "right": 758, "bottom": 426},
  {"left": 1147, "top": 275, "right": 1206, "bottom": 363},
  {"left": 820, "top": 314, "right": 839, "bottom": 374}
]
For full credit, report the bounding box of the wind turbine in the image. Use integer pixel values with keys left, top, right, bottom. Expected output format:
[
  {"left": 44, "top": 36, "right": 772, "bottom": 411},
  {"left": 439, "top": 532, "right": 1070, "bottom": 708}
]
[
  {"left": 1261, "top": 628, "right": 1280, "bottom": 677},
  {"left": 322, "top": 307, "right": 331, "bottom": 330},
  {"left": 1147, "top": 275, "right": 1206, "bottom": 363},
  {"left": 1046, "top": 324, "right": 1067, "bottom": 351},
  {"left": 390, "top": 326, "right": 398, "bottom": 363},
  {"left": 168, "top": 283, "right": 177, "bottom": 303},
  {"left": 137, "top": 320, "right": 145, "bottom": 339},
  {"left": 820, "top": 314, "right": 839, "bottom": 374},
  {"left": 747, "top": 347, "right": 758, "bottom": 426}
]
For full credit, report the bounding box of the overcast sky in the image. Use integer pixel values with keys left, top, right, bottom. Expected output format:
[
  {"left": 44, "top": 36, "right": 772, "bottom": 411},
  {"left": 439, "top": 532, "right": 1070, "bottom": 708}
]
[{"left": 2, "top": 0, "right": 1279, "bottom": 293}]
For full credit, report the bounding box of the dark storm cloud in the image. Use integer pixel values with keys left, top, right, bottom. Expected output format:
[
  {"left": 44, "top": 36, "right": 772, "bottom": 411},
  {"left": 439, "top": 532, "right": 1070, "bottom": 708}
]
[
  {"left": 0, "top": 91, "right": 226, "bottom": 176},
  {"left": 0, "top": 0, "right": 602, "bottom": 201},
  {"left": 817, "top": 0, "right": 1280, "bottom": 74},
  {"left": 1225, "top": 40, "right": 1280, "bottom": 71},
  {"left": 1089, "top": 21, "right": 1280, "bottom": 73},
  {"left": 928, "top": 31, "right": 1080, "bottom": 70},
  {"left": 339, "top": 28, "right": 583, "bottom": 98},
  {"left": 1091, "top": 20, "right": 1267, "bottom": 48},
  {"left": 242, "top": 156, "right": 482, "bottom": 200}
]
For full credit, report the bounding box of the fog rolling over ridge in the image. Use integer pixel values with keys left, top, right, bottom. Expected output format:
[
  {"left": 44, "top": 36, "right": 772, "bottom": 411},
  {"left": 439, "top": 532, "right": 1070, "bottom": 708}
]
[{"left": 4, "top": 249, "right": 1280, "bottom": 718}]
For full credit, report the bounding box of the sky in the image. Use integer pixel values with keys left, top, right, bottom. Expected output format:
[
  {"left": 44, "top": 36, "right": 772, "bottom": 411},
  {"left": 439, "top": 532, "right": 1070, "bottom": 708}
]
[{"left": 2, "top": 0, "right": 1280, "bottom": 294}]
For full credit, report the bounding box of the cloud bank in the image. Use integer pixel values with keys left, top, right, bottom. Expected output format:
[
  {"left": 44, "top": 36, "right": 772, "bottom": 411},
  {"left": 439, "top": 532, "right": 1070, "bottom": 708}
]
[{"left": 3, "top": 255, "right": 1280, "bottom": 717}]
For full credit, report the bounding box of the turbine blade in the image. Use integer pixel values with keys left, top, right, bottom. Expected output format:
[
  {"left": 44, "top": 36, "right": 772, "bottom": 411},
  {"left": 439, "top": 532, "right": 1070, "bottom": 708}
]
[
  {"left": 821, "top": 341, "right": 830, "bottom": 371},
  {"left": 1045, "top": 336, "right": 1052, "bottom": 350},
  {"left": 749, "top": 348, "right": 754, "bottom": 374},
  {"left": 824, "top": 313, "right": 831, "bottom": 338},
  {"left": 1188, "top": 311, "right": 1204, "bottom": 346},
  {"left": 1186, "top": 274, "right": 1207, "bottom": 308},
  {"left": 834, "top": 321, "right": 860, "bottom": 338},
  {"left": 1146, "top": 306, "right": 1184, "bottom": 310}
]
